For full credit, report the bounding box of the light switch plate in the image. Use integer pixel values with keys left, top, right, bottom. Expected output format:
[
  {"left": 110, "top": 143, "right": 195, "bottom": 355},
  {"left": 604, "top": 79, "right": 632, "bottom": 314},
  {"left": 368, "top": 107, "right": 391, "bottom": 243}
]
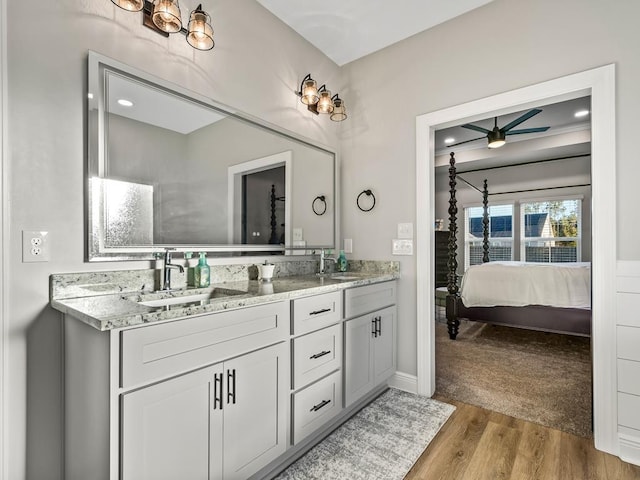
[
  {"left": 344, "top": 238, "right": 353, "bottom": 254},
  {"left": 397, "top": 223, "right": 413, "bottom": 239},
  {"left": 392, "top": 239, "right": 413, "bottom": 256}
]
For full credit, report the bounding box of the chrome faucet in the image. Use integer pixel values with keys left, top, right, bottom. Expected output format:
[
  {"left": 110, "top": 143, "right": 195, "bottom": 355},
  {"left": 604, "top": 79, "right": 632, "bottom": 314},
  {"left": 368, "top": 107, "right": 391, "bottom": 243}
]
[
  {"left": 318, "top": 248, "right": 336, "bottom": 275},
  {"left": 162, "top": 248, "right": 185, "bottom": 291}
]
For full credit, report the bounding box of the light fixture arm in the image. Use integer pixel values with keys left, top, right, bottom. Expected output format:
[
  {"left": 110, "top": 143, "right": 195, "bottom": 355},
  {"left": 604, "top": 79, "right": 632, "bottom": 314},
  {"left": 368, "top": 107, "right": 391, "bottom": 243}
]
[{"left": 297, "top": 73, "right": 313, "bottom": 95}]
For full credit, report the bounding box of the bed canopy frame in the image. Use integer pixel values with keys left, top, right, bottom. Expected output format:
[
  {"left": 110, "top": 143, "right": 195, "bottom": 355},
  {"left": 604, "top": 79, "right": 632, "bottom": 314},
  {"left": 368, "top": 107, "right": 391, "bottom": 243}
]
[{"left": 444, "top": 152, "right": 592, "bottom": 340}]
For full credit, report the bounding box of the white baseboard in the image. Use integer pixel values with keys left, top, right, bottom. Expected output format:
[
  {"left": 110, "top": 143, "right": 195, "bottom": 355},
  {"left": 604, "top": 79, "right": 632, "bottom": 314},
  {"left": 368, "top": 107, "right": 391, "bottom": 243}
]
[
  {"left": 388, "top": 371, "right": 418, "bottom": 394},
  {"left": 619, "top": 432, "right": 640, "bottom": 467}
]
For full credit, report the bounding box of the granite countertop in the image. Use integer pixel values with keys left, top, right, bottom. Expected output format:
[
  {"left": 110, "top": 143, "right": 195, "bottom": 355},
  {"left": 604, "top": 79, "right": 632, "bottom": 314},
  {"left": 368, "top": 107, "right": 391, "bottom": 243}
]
[{"left": 51, "top": 271, "right": 399, "bottom": 331}]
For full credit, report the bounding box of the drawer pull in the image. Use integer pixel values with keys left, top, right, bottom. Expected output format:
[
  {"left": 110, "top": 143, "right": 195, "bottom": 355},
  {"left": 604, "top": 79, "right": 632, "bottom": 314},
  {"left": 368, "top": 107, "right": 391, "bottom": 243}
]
[
  {"left": 226, "top": 369, "right": 236, "bottom": 405},
  {"left": 375, "top": 316, "right": 382, "bottom": 336},
  {"left": 309, "top": 307, "right": 331, "bottom": 316},
  {"left": 310, "top": 399, "right": 331, "bottom": 412},
  {"left": 213, "top": 373, "right": 224, "bottom": 410},
  {"left": 310, "top": 350, "right": 331, "bottom": 360}
]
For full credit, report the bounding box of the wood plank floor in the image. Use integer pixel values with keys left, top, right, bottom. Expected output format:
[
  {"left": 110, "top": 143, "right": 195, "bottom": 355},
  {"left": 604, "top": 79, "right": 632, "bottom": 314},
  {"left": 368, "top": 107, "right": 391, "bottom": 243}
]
[{"left": 405, "top": 398, "right": 640, "bottom": 480}]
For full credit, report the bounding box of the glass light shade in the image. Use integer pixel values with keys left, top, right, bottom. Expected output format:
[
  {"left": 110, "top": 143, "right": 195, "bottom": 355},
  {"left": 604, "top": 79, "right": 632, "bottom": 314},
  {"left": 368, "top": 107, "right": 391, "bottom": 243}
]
[
  {"left": 187, "top": 9, "right": 214, "bottom": 50},
  {"left": 487, "top": 128, "right": 506, "bottom": 148},
  {"left": 300, "top": 79, "right": 319, "bottom": 105},
  {"left": 330, "top": 98, "right": 347, "bottom": 122},
  {"left": 153, "top": 0, "right": 182, "bottom": 33},
  {"left": 111, "top": 0, "right": 144, "bottom": 11},
  {"left": 316, "top": 90, "right": 334, "bottom": 114}
]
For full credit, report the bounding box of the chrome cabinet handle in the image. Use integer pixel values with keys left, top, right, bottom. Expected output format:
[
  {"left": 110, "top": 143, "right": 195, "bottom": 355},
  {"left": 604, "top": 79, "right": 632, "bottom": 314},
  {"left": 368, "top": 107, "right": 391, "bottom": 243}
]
[
  {"left": 376, "top": 316, "right": 382, "bottom": 336},
  {"left": 310, "top": 350, "right": 331, "bottom": 360},
  {"left": 371, "top": 318, "right": 377, "bottom": 337},
  {"left": 310, "top": 399, "right": 331, "bottom": 412}
]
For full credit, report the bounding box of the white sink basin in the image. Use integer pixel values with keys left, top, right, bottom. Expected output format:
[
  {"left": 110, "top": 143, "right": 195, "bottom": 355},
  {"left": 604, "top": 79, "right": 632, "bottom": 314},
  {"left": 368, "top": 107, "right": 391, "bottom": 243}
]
[
  {"left": 330, "top": 274, "right": 361, "bottom": 281},
  {"left": 138, "top": 288, "right": 244, "bottom": 308}
]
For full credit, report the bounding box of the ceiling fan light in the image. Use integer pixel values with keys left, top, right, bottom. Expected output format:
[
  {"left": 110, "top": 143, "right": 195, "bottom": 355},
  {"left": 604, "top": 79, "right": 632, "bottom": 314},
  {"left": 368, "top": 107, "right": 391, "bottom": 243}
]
[
  {"left": 111, "top": 0, "right": 144, "bottom": 11},
  {"left": 487, "top": 128, "right": 506, "bottom": 149},
  {"left": 152, "top": 0, "right": 182, "bottom": 33}
]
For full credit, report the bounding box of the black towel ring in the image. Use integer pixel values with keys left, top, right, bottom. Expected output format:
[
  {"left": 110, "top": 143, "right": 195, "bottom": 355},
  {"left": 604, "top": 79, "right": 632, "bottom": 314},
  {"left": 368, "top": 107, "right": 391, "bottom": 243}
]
[
  {"left": 357, "top": 189, "right": 376, "bottom": 212},
  {"left": 312, "top": 195, "right": 327, "bottom": 215}
]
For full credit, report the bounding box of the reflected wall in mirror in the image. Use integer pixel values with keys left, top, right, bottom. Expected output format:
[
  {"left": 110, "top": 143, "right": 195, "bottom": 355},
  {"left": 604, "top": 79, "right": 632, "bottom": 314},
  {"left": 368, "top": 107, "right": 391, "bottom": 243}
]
[{"left": 87, "top": 51, "right": 336, "bottom": 260}]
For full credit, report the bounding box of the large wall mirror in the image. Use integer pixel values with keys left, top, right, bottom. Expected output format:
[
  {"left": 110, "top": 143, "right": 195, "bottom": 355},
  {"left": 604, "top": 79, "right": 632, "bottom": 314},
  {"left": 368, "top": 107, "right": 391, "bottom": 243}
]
[{"left": 87, "top": 51, "right": 336, "bottom": 260}]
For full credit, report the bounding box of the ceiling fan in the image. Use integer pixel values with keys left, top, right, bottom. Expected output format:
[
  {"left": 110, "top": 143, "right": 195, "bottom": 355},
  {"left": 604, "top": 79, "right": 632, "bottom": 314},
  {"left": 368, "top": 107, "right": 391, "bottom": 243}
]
[{"left": 448, "top": 108, "right": 550, "bottom": 149}]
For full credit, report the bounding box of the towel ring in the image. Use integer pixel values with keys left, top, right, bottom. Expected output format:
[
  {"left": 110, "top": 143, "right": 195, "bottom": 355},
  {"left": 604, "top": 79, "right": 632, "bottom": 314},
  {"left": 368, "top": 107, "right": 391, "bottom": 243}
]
[
  {"left": 357, "top": 189, "right": 376, "bottom": 212},
  {"left": 312, "top": 195, "right": 327, "bottom": 215}
]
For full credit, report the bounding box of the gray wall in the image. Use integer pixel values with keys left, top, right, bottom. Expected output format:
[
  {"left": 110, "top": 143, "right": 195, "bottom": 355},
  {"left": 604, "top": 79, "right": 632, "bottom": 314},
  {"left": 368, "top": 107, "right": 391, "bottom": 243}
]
[
  {"left": 5, "top": 1, "right": 341, "bottom": 478},
  {"left": 5, "top": 0, "right": 640, "bottom": 477},
  {"left": 340, "top": 0, "right": 639, "bottom": 377}
]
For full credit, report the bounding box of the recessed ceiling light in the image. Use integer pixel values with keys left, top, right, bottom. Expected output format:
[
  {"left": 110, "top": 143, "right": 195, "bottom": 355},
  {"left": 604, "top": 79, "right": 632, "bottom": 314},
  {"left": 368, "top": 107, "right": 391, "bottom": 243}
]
[
  {"left": 444, "top": 137, "right": 455, "bottom": 144},
  {"left": 574, "top": 109, "right": 590, "bottom": 118},
  {"left": 87, "top": 93, "right": 94, "bottom": 99},
  {"left": 118, "top": 99, "right": 134, "bottom": 107}
]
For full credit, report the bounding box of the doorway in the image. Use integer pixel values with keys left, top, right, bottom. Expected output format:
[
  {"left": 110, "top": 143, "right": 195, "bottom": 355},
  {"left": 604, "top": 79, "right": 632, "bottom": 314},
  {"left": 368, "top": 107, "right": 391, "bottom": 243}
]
[{"left": 415, "top": 65, "right": 617, "bottom": 454}]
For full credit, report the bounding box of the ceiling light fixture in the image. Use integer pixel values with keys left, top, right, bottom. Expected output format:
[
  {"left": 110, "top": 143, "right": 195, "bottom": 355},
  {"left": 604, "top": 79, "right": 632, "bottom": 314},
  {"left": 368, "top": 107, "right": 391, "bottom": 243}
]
[
  {"left": 117, "top": 99, "right": 134, "bottom": 107},
  {"left": 296, "top": 74, "right": 347, "bottom": 122},
  {"left": 487, "top": 127, "right": 506, "bottom": 149},
  {"left": 110, "top": 0, "right": 214, "bottom": 51},
  {"left": 574, "top": 109, "right": 590, "bottom": 118},
  {"left": 444, "top": 137, "right": 455, "bottom": 144}
]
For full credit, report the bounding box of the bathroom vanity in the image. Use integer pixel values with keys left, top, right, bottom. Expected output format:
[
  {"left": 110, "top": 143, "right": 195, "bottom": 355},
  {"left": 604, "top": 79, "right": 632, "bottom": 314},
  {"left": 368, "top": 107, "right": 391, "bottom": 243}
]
[{"left": 51, "top": 264, "right": 398, "bottom": 480}]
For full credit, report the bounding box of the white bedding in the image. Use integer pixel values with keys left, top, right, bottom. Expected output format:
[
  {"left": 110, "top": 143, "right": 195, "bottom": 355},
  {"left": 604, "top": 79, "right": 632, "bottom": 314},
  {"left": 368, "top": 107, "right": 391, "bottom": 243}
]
[{"left": 460, "top": 261, "right": 591, "bottom": 309}]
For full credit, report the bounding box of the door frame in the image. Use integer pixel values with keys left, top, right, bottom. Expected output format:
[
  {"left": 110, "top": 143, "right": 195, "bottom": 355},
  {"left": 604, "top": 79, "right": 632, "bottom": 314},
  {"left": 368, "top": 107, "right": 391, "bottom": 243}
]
[
  {"left": 227, "top": 151, "right": 292, "bottom": 246},
  {"left": 415, "top": 64, "right": 617, "bottom": 454}
]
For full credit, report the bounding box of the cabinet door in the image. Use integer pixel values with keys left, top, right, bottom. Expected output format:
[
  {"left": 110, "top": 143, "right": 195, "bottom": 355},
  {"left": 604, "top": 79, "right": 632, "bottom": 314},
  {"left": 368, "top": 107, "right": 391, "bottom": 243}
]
[
  {"left": 373, "top": 306, "right": 396, "bottom": 385},
  {"left": 121, "top": 364, "right": 224, "bottom": 480},
  {"left": 222, "top": 342, "right": 288, "bottom": 480},
  {"left": 344, "top": 313, "right": 375, "bottom": 407}
]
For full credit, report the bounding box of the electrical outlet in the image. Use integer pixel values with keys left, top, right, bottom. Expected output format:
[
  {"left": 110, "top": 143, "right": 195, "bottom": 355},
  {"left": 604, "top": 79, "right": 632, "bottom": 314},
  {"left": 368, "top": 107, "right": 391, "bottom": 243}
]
[
  {"left": 397, "top": 222, "right": 413, "bottom": 239},
  {"left": 392, "top": 239, "right": 413, "bottom": 256},
  {"left": 344, "top": 238, "right": 353, "bottom": 254},
  {"left": 22, "top": 231, "right": 50, "bottom": 262}
]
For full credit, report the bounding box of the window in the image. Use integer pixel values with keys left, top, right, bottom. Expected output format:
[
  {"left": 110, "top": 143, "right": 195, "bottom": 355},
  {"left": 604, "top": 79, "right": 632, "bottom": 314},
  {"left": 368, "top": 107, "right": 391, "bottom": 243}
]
[
  {"left": 464, "top": 204, "right": 513, "bottom": 269},
  {"left": 520, "top": 198, "right": 581, "bottom": 262}
]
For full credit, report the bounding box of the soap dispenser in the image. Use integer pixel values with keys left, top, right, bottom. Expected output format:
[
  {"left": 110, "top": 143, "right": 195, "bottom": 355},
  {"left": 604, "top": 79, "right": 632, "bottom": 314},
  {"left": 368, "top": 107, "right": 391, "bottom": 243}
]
[
  {"left": 194, "top": 252, "right": 210, "bottom": 288},
  {"left": 337, "top": 250, "right": 348, "bottom": 272}
]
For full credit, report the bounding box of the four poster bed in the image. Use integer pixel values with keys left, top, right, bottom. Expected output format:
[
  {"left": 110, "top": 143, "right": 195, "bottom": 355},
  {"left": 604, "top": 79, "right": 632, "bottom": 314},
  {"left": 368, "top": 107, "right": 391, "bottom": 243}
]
[{"left": 443, "top": 152, "right": 592, "bottom": 340}]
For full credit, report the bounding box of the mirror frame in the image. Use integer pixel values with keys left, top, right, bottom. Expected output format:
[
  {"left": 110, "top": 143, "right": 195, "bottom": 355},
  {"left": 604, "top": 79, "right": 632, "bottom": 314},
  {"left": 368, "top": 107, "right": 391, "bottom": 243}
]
[{"left": 86, "top": 51, "right": 337, "bottom": 261}]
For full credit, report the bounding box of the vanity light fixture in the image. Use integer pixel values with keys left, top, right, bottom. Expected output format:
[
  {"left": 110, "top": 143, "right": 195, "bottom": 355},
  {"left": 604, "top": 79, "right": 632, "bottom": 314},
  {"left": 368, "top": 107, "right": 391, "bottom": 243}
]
[
  {"left": 296, "top": 74, "right": 347, "bottom": 122},
  {"left": 110, "top": 0, "right": 214, "bottom": 51}
]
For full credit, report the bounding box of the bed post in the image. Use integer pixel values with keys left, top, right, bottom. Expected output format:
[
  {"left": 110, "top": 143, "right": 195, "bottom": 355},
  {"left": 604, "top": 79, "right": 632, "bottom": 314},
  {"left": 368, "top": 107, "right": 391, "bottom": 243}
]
[
  {"left": 482, "top": 179, "right": 490, "bottom": 263},
  {"left": 446, "top": 152, "right": 460, "bottom": 340}
]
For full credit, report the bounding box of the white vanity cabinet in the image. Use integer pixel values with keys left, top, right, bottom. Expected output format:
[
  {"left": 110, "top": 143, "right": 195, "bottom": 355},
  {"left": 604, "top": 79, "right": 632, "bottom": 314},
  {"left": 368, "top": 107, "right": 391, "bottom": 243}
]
[
  {"left": 290, "top": 291, "right": 344, "bottom": 444},
  {"left": 121, "top": 342, "right": 287, "bottom": 480},
  {"left": 344, "top": 281, "right": 397, "bottom": 407},
  {"left": 63, "top": 301, "right": 289, "bottom": 480}
]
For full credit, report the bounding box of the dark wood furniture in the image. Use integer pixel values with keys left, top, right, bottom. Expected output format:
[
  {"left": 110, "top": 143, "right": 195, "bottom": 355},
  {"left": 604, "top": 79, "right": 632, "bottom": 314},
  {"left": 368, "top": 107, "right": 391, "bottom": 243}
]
[
  {"left": 434, "top": 231, "right": 448, "bottom": 288},
  {"left": 444, "top": 152, "right": 591, "bottom": 340}
]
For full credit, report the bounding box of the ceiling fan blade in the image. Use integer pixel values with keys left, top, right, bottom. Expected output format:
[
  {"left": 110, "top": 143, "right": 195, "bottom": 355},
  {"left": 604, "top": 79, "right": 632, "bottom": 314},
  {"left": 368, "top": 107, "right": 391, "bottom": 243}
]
[
  {"left": 505, "top": 126, "right": 550, "bottom": 135},
  {"left": 500, "top": 108, "right": 542, "bottom": 132},
  {"left": 461, "top": 123, "right": 491, "bottom": 134},
  {"left": 447, "top": 136, "right": 486, "bottom": 147}
]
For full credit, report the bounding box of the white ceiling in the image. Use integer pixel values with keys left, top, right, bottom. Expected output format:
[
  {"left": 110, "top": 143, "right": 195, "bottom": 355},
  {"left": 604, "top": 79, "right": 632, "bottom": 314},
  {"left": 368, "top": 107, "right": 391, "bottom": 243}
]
[{"left": 256, "top": 0, "right": 495, "bottom": 66}]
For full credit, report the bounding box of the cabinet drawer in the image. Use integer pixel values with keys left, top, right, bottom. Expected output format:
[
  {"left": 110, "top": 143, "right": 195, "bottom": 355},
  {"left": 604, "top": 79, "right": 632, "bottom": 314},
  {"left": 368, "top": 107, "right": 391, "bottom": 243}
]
[
  {"left": 619, "top": 392, "right": 640, "bottom": 430},
  {"left": 344, "top": 281, "right": 396, "bottom": 319},
  {"left": 617, "top": 326, "right": 640, "bottom": 362},
  {"left": 121, "top": 301, "right": 289, "bottom": 388},
  {"left": 292, "top": 291, "right": 341, "bottom": 335},
  {"left": 292, "top": 370, "right": 342, "bottom": 444},
  {"left": 619, "top": 359, "right": 640, "bottom": 396},
  {"left": 293, "top": 324, "right": 342, "bottom": 389}
]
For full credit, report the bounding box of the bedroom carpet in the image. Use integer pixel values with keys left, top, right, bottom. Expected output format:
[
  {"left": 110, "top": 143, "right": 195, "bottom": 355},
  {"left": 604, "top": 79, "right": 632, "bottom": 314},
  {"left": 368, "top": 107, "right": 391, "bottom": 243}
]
[
  {"left": 435, "top": 318, "right": 592, "bottom": 438},
  {"left": 274, "top": 388, "right": 455, "bottom": 480}
]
